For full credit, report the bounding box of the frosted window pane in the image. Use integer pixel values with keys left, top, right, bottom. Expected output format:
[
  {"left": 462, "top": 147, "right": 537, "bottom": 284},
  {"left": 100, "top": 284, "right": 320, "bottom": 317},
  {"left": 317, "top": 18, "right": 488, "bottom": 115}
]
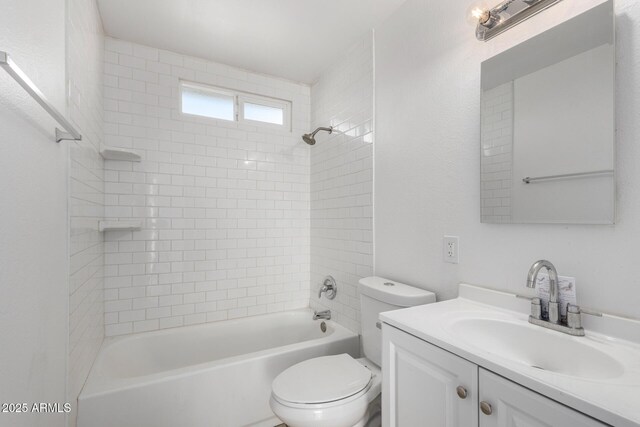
[
  {"left": 181, "top": 88, "right": 234, "bottom": 121},
  {"left": 244, "top": 102, "right": 284, "bottom": 125}
]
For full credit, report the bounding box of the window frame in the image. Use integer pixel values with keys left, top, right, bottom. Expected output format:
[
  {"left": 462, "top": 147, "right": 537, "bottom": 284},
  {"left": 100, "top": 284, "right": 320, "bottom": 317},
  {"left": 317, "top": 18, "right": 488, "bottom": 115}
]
[{"left": 179, "top": 80, "right": 292, "bottom": 131}]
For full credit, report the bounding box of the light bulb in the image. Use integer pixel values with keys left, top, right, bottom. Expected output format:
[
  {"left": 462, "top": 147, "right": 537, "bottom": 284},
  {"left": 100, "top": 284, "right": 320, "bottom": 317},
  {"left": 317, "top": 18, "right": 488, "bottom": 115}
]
[
  {"left": 466, "top": 1, "right": 492, "bottom": 26},
  {"left": 471, "top": 7, "right": 486, "bottom": 19}
]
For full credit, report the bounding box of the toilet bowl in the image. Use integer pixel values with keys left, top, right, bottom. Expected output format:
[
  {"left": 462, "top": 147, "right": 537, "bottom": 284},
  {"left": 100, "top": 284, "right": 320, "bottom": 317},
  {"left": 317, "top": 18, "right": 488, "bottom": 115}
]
[
  {"left": 270, "top": 276, "right": 436, "bottom": 427},
  {"left": 269, "top": 355, "right": 381, "bottom": 427}
]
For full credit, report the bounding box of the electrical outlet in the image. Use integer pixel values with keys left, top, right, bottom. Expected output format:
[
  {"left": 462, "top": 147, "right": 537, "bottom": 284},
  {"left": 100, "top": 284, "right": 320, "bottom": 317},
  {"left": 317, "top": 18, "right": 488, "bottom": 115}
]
[{"left": 443, "top": 236, "right": 459, "bottom": 264}]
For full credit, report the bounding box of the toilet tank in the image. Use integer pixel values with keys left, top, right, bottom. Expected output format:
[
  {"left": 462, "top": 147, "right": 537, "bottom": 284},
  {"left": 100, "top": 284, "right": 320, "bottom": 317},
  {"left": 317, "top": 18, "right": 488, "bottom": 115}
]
[{"left": 359, "top": 276, "right": 435, "bottom": 366}]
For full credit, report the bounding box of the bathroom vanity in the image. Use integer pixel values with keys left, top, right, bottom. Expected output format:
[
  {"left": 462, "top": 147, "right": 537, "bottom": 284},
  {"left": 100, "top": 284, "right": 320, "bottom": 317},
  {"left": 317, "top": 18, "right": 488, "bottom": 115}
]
[{"left": 380, "top": 285, "right": 640, "bottom": 427}]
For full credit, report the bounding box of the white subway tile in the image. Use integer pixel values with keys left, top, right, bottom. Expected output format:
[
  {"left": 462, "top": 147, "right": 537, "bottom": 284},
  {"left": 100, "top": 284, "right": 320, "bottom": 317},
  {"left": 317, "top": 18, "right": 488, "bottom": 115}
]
[
  {"left": 308, "top": 34, "right": 373, "bottom": 334},
  {"left": 133, "top": 319, "right": 159, "bottom": 333},
  {"left": 104, "top": 37, "right": 311, "bottom": 335},
  {"left": 133, "top": 44, "right": 159, "bottom": 61},
  {"left": 106, "top": 323, "right": 133, "bottom": 336}
]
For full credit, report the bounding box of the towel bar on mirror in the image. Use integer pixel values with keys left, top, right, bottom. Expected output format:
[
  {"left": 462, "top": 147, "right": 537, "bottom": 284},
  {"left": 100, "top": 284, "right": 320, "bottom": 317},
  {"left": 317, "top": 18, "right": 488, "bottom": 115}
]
[{"left": 522, "top": 170, "right": 613, "bottom": 184}]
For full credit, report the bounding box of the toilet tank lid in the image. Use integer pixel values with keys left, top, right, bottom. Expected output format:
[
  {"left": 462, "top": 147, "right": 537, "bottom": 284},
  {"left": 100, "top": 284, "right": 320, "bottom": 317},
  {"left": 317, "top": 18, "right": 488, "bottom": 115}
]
[{"left": 358, "top": 276, "right": 436, "bottom": 307}]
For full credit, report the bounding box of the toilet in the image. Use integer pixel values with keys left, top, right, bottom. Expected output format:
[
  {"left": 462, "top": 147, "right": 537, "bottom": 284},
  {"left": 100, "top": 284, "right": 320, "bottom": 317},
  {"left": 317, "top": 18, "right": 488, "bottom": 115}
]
[{"left": 270, "top": 276, "right": 436, "bottom": 427}]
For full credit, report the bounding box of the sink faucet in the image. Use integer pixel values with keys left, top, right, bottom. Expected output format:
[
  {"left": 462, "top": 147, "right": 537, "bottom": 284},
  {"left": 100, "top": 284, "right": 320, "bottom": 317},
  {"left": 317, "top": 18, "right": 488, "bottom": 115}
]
[
  {"left": 313, "top": 310, "right": 331, "bottom": 320},
  {"left": 525, "top": 260, "right": 584, "bottom": 336},
  {"left": 526, "top": 260, "right": 560, "bottom": 324}
]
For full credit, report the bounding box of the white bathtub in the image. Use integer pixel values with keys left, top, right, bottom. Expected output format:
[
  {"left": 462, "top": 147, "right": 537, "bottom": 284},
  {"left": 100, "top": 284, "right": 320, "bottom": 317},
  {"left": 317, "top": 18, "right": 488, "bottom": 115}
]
[{"left": 78, "top": 309, "right": 359, "bottom": 427}]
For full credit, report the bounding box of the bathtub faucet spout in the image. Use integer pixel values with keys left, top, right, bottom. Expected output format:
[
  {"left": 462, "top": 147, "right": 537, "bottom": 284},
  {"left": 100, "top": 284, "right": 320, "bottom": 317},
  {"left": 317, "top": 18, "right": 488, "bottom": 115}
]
[{"left": 313, "top": 310, "right": 331, "bottom": 320}]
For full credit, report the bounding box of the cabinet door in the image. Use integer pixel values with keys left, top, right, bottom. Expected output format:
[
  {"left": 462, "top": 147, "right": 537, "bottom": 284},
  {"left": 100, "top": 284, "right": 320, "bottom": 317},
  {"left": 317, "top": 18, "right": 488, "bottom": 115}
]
[
  {"left": 383, "top": 325, "right": 478, "bottom": 427},
  {"left": 478, "top": 368, "right": 606, "bottom": 427}
]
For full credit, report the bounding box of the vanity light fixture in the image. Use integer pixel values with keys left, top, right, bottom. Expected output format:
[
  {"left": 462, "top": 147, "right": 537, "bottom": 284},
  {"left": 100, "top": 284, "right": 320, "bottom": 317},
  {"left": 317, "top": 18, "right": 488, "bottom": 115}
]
[{"left": 471, "top": 0, "right": 564, "bottom": 41}]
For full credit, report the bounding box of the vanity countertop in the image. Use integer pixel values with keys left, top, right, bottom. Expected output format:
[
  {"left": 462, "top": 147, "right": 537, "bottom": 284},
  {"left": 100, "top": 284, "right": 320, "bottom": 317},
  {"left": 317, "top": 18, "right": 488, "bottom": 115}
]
[{"left": 380, "top": 284, "right": 640, "bottom": 427}]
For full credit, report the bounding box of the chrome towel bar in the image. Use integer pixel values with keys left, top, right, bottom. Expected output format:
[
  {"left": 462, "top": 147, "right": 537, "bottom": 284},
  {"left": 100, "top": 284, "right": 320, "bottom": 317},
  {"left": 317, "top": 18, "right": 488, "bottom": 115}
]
[
  {"left": 522, "top": 170, "right": 613, "bottom": 184},
  {"left": 0, "top": 50, "right": 81, "bottom": 142}
]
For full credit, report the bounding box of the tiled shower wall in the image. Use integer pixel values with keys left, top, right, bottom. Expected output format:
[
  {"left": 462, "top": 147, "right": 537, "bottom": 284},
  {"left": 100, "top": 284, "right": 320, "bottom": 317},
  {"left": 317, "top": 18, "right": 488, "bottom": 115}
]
[
  {"left": 67, "top": 0, "right": 105, "bottom": 417},
  {"left": 480, "top": 82, "right": 513, "bottom": 223},
  {"left": 309, "top": 34, "right": 374, "bottom": 333},
  {"left": 102, "top": 38, "right": 311, "bottom": 336}
]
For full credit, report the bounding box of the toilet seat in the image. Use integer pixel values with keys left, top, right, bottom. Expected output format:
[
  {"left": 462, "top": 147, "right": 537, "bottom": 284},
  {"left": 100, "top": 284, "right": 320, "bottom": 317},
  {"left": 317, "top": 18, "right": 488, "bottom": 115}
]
[
  {"left": 270, "top": 356, "right": 382, "bottom": 427},
  {"left": 272, "top": 354, "right": 372, "bottom": 405}
]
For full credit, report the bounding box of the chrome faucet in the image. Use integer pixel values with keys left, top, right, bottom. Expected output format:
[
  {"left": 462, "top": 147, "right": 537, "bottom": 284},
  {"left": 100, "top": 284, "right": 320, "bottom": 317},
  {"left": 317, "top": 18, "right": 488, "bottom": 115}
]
[
  {"left": 313, "top": 310, "right": 331, "bottom": 320},
  {"left": 525, "top": 260, "right": 584, "bottom": 336},
  {"left": 526, "top": 260, "right": 560, "bottom": 324}
]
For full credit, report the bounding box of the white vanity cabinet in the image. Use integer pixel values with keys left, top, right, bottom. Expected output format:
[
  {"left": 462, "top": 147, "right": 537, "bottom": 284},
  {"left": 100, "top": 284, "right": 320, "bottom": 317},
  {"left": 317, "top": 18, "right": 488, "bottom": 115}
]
[
  {"left": 478, "top": 368, "right": 606, "bottom": 427},
  {"left": 382, "top": 325, "right": 607, "bottom": 427},
  {"left": 382, "top": 325, "right": 478, "bottom": 426}
]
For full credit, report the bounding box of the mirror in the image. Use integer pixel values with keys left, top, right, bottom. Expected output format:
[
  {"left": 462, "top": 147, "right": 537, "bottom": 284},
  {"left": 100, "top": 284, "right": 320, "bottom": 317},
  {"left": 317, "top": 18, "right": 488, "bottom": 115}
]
[{"left": 480, "top": 0, "right": 615, "bottom": 224}]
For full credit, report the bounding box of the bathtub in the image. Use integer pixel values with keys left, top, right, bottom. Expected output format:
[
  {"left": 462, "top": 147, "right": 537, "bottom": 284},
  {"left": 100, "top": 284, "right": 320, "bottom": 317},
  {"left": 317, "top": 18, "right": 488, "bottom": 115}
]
[{"left": 77, "top": 309, "right": 359, "bottom": 427}]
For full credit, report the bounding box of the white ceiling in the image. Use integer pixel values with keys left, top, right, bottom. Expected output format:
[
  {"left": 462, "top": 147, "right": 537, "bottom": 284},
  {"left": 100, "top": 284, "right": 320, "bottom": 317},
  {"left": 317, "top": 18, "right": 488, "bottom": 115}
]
[{"left": 97, "top": 0, "right": 406, "bottom": 84}]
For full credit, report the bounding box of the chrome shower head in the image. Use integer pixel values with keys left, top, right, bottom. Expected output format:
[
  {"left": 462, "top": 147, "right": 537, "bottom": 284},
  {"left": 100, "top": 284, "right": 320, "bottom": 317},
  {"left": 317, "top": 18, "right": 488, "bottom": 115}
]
[
  {"left": 302, "top": 126, "right": 333, "bottom": 145},
  {"left": 302, "top": 133, "right": 316, "bottom": 145}
]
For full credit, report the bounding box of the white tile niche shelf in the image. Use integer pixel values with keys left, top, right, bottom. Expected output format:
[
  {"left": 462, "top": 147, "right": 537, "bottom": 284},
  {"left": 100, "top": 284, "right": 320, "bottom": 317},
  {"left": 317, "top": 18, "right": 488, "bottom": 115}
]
[
  {"left": 99, "top": 145, "right": 141, "bottom": 161},
  {"left": 99, "top": 220, "right": 142, "bottom": 232}
]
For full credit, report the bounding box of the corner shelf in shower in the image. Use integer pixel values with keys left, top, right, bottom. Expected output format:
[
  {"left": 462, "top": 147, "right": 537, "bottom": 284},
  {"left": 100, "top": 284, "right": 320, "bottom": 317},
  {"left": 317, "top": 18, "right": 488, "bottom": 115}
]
[
  {"left": 99, "top": 145, "right": 142, "bottom": 162},
  {"left": 99, "top": 220, "right": 142, "bottom": 232}
]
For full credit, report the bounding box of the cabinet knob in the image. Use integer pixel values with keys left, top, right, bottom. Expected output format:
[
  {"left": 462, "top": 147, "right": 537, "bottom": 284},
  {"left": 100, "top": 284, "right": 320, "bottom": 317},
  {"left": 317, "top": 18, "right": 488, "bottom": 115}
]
[
  {"left": 480, "top": 401, "right": 493, "bottom": 415},
  {"left": 456, "top": 386, "right": 468, "bottom": 399}
]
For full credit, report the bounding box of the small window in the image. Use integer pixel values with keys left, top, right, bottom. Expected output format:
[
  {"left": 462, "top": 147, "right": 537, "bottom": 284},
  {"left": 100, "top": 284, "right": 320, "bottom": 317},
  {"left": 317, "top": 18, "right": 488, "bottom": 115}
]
[
  {"left": 239, "top": 95, "right": 290, "bottom": 129},
  {"left": 180, "top": 81, "right": 291, "bottom": 131},
  {"left": 180, "top": 83, "right": 235, "bottom": 121},
  {"left": 243, "top": 102, "right": 284, "bottom": 125}
]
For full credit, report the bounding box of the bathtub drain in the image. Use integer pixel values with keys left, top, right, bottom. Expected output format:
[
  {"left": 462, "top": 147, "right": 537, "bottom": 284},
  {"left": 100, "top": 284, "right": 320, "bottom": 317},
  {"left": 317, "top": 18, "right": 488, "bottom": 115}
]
[{"left": 320, "top": 321, "right": 327, "bottom": 333}]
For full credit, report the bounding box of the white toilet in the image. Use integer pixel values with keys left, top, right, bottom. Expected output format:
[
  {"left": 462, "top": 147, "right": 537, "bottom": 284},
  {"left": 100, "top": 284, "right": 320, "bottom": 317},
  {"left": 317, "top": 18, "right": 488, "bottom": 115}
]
[{"left": 270, "top": 276, "right": 435, "bottom": 427}]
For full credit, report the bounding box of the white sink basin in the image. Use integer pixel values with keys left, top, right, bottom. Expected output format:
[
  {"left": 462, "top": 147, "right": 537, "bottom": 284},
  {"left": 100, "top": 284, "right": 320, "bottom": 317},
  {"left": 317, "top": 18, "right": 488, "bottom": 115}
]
[{"left": 448, "top": 317, "right": 624, "bottom": 380}]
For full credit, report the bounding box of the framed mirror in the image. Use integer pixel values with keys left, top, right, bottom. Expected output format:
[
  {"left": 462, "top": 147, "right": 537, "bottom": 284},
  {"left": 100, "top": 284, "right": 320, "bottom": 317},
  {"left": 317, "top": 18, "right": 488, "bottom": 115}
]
[{"left": 480, "top": 0, "right": 615, "bottom": 224}]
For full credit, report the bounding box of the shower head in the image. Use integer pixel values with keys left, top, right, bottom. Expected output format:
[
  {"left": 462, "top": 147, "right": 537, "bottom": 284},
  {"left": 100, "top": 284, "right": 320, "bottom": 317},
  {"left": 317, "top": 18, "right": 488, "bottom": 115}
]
[
  {"left": 302, "top": 126, "right": 333, "bottom": 145},
  {"left": 302, "top": 133, "right": 316, "bottom": 145}
]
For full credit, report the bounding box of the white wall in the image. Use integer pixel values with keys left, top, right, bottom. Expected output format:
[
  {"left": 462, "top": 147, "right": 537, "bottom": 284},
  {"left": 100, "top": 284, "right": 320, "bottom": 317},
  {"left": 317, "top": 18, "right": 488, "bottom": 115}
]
[
  {"left": 66, "top": 0, "right": 105, "bottom": 424},
  {"left": 102, "top": 38, "right": 311, "bottom": 336},
  {"left": 309, "top": 34, "right": 374, "bottom": 333},
  {"left": 0, "top": 1, "right": 69, "bottom": 426},
  {"left": 375, "top": 0, "right": 640, "bottom": 316}
]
